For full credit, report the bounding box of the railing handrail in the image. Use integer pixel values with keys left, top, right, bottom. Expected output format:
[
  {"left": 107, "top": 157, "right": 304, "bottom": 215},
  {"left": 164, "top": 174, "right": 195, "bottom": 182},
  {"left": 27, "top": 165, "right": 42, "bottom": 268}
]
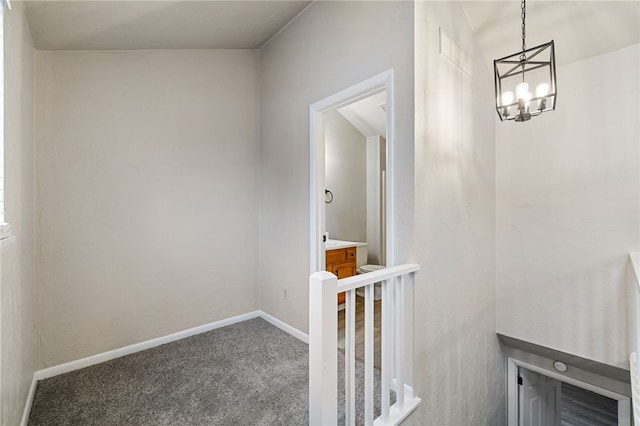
[{"left": 336, "top": 264, "right": 420, "bottom": 293}]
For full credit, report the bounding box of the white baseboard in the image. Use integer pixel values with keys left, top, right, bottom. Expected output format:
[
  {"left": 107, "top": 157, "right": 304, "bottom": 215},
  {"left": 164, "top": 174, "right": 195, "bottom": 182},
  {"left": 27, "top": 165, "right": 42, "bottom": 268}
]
[
  {"left": 20, "top": 374, "right": 38, "bottom": 426},
  {"left": 258, "top": 310, "right": 309, "bottom": 344},
  {"left": 35, "top": 310, "right": 261, "bottom": 381},
  {"left": 20, "top": 309, "right": 307, "bottom": 424}
]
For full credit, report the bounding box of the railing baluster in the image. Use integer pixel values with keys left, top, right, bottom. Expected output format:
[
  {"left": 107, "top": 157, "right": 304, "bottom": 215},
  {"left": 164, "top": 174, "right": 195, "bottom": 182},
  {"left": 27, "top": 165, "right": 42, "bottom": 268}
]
[
  {"left": 381, "top": 278, "right": 391, "bottom": 422},
  {"left": 364, "top": 283, "right": 374, "bottom": 426},
  {"left": 395, "top": 275, "right": 406, "bottom": 409},
  {"left": 389, "top": 276, "right": 396, "bottom": 387},
  {"left": 345, "top": 289, "right": 356, "bottom": 426},
  {"left": 404, "top": 273, "right": 415, "bottom": 396}
]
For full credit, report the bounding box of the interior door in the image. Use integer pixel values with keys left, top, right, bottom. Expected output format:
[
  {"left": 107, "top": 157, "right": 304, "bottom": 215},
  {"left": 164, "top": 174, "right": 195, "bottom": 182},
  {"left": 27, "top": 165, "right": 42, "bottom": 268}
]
[{"left": 518, "top": 367, "right": 562, "bottom": 426}]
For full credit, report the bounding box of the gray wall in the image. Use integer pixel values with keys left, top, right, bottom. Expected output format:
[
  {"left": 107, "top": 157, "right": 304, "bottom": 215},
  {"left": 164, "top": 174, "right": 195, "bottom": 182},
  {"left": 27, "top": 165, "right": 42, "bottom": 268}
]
[
  {"left": 496, "top": 44, "right": 640, "bottom": 368},
  {"left": 325, "top": 110, "right": 367, "bottom": 243},
  {"left": 35, "top": 50, "right": 260, "bottom": 367},
  {"left": 1, "top": 2, "right": 36, "bottom": 424},
  {"left": 259, "top": 0, "right": 415, "bottom": 334},
  {"left": 410, "top": 2, "right": 505, "bottom": 424}
]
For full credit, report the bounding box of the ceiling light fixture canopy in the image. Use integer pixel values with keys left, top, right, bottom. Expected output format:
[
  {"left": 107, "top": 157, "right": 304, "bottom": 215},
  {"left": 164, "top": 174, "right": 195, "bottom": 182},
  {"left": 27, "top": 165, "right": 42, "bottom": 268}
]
[{"left": 494, "top": 0, "right": 557, "bottom": 122}]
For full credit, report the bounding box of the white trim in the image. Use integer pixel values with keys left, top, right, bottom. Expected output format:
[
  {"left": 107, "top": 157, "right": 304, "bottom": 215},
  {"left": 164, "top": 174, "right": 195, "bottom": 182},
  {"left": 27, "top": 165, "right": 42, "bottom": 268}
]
[
  {"left": 258, "top": 310, "right": 309, "bottom": 344},
  {"left": 309, "top": 102, "right": 325, "bottom": 273},
  {"left": 35, "top": 310, "right": 261, "bottom": 380},
  {"left": 21, "top": 310, "right": 309, "bottom": 422},
  {"left": 20, "top": 375, "right": 38, "bottom": 426},
  {"left": 618, "top": 398, "right": 632, "bottom": 426},
  {"left": 507, "top": 356, "right": 519, "bottom": 425},
  {"left": 309, "top": 70, "right": 394, "bottom": 275},
  {"left": 507, "top": 357, "right": 631, "bottom": 426}
]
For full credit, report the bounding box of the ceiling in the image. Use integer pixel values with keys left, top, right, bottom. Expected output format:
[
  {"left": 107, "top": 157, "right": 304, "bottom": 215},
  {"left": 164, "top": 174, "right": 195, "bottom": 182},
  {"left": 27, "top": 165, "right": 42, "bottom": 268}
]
[
  {"left": 460, "top": 1, "right": 640, "bottom": 69},
  {"left": 21, "top": 0, "right": 640, "bottom": 64},
  {"left": 338, "top": 91, "right": 387, "bottom": 138},
  {"left": 24, "top": 0, "right": 312, "bottom": 50}
]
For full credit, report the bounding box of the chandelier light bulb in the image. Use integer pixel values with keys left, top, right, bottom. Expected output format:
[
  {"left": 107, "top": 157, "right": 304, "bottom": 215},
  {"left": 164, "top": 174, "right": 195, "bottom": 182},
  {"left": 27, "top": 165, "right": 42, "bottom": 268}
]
[
  {"left": 536, "top": 82, "right": 550, "bottom": 110},
  {"left": 501, "top": 91, "right": 514, "bottom": 106},
  {"left": 536, "top": 82, "right": 550, "bottom": 98},
  {"left": 516, "top": 82, "right": 529, "bottom": 100}
]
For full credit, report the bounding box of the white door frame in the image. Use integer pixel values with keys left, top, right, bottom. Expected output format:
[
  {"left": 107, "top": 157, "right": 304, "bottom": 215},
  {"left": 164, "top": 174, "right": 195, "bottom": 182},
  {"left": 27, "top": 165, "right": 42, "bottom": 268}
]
[
  {"left": 309, "top": 70, "right": 394, "bottom": 274},
  {"left": 507, "top": 357, "right": 631, "bottom": 426}
]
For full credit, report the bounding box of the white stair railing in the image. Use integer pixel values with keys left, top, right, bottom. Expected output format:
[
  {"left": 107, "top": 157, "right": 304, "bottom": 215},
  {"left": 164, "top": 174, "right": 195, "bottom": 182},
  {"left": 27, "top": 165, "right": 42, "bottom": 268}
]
[
  {"left": 630, "top": 253, "right": 640, "bottom": 425},
  {"left": 309, "top": 264, "right": 421, "bottom": 426}
]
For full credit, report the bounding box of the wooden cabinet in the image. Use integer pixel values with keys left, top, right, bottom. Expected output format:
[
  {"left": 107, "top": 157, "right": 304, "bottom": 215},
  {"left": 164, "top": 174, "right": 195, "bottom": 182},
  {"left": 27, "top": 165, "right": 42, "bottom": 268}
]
[{"left": 326, "top": 247, "right": 357, "bottom": 305}]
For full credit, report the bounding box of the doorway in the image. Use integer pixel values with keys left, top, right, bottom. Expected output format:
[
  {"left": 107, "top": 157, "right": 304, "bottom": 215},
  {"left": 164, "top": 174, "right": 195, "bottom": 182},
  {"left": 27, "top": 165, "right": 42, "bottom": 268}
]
[
  {"left": 508, "top": 358, "right": 631, "bottom": 426},
  {"left": 309, "top": 70, "right": 393, "bottom": 275}
]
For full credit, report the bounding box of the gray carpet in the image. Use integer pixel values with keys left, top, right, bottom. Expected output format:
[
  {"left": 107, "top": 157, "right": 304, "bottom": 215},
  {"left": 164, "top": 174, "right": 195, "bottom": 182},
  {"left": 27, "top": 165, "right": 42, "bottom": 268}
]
[{"left": 28, "top": 317, "right": 391, "bottom": 425}]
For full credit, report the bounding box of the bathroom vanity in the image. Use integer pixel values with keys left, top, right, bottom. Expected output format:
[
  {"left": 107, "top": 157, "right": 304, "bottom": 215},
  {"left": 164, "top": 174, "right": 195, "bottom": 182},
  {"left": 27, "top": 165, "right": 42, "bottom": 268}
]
[
  {"left": 325, "top": 239, "right": 367, "bottom": 305},
  {"left": 325, "top": 247, "right": 356, "bottom": 304}
]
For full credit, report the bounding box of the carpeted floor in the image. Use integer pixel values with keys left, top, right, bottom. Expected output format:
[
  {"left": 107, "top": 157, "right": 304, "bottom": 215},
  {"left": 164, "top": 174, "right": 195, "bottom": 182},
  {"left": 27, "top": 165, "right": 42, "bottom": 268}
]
[{"left": 28, "top": 317, "right": 390, "bottom": 425}]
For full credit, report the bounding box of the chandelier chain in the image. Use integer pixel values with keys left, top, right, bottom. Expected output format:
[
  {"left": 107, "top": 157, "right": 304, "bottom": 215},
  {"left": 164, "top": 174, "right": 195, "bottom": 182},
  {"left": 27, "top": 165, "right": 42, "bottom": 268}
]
[{"left": 520, "top": 0, "right": 527, "bottom": 60}]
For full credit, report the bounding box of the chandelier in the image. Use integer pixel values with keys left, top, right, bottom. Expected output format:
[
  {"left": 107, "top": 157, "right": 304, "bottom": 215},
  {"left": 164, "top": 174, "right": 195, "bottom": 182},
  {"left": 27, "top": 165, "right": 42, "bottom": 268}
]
[{"left": 494, "top": 0, "right": 557, "bottom": 122}]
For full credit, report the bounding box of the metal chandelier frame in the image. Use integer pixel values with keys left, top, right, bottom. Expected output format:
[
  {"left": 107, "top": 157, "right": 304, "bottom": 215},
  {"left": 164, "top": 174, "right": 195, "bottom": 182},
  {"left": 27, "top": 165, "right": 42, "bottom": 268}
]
[{"left": 493, "top": 0, "right": 557, "bottom": 122}]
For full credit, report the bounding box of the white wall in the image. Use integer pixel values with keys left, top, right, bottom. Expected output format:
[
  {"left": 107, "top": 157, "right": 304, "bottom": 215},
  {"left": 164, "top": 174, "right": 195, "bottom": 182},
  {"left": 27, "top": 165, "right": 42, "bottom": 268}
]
[
  {"left": 1, "top": 2, "right": 36, "bottom": 424},
  {"left": 366, "top": 135, "right": 385, "bottom": 265},
  {"left": 259, "top": 0, "right": 414, "bottom": 334},
  {"left": 410, "top": 2, "right": 505, "bottom": 424},
  {"left": 496, "top": 44, "right": 640, "bottom": 368},
  {"left": 325, "top": 109, "right": 367, "bottom": 243},
  {"left": 35, "top": 50, "right": 260, "bottom": 367}
]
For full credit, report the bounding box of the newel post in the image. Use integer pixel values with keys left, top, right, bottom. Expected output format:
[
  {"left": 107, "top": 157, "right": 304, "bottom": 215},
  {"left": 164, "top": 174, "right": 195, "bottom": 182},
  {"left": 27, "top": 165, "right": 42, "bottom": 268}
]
[{"left": 309, "top": 271, "right": 338, "bottom": 426}]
